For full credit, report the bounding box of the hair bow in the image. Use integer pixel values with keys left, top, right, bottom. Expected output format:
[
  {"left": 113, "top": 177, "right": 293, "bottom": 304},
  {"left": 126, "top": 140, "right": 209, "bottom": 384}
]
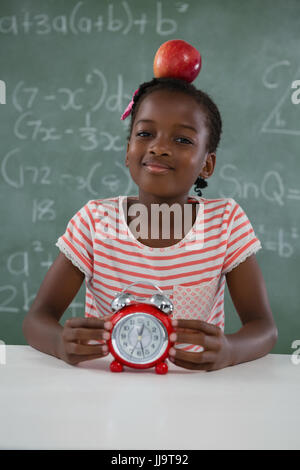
[{"left": 120, "top": 88, "right": 140, "bottom": 120}]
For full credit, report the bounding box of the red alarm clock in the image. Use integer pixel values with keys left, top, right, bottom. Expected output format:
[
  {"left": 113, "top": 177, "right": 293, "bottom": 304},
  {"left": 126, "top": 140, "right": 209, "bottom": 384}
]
[{"left": 108, "top": 281, "right": 175, "bottom": 374}]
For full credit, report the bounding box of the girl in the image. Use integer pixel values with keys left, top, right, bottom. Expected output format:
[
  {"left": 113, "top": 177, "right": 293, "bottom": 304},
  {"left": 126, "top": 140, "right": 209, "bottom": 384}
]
[{"left": 23, "top": 77, "right": 278, "bottom": 371}]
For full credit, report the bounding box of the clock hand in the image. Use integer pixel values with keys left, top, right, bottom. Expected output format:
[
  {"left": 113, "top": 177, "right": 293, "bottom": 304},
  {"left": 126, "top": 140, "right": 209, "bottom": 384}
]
[
  {"left": 131, "top": 338, "right": 139, "bottom": 357},
  {"left": 131, "top": 324, "right": 143, "bottom": 357},
  {"left": 138, "top": 323, "right": 145, "bottom": 356},
  {"left": 131, "top": 323, "right": 145, "bottom": 358},
  {"left": 138, "top": 323, "right": 144, "bottom": 335},
  {"left": 139, "top": 340, "right": 145, "bottom": 358}
]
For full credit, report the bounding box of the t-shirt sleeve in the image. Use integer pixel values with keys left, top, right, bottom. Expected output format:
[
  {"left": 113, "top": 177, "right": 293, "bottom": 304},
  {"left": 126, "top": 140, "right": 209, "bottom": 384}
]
[
  {"left": 222, "top": 198, "right": 262, "bottom": 275},
  {"left": 55, "top": 202, "right": 95, "bottom": 280}
]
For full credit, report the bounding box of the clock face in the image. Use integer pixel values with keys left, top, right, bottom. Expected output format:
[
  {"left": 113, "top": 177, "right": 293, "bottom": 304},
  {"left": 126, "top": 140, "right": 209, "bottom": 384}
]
[{"left": 111, "top": 312, "right": 169, "bottom": 365}]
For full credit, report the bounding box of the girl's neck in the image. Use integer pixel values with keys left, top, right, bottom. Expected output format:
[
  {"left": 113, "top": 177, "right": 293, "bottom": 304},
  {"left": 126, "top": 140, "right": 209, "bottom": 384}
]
[{"left": 125, "top": 195, "right": 199, "bottom": 248}]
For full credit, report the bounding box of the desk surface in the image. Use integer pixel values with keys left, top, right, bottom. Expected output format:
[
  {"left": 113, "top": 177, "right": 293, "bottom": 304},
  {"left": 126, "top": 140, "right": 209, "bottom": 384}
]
[{"left": 0, "top": 346, "right": 299, "bottom": 450}]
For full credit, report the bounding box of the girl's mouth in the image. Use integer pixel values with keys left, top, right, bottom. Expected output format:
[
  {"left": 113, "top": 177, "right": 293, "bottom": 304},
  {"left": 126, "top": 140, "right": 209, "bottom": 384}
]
[
  {"left": 143, "top": 160, "right": 173, "bottom": 174},
  {"left": 143, "top": 164, "right": 172, "bottom": 174}
]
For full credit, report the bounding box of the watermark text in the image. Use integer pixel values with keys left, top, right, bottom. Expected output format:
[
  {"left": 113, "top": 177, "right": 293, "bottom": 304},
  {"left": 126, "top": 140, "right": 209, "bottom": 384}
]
[
  {"left": 0, "top": 79, "right": 6, "bottom": 104},
  {"left": 0, "top": 340, "right": 6, "bottom": 365},
  {"left": 95, "top": 199, "right": 204, "bottom": 251},
  {"left": 291, "top": 339, "right": 300, "bottom": 365},
  {"left": 291, "top": 80, "right": 300, "bottom": 104}
]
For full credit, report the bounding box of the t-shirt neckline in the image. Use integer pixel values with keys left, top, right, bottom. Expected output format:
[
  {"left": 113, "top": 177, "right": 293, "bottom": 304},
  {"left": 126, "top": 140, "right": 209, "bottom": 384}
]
[{"left": 119, "top": 194, "right": 204, "bottom": 252}]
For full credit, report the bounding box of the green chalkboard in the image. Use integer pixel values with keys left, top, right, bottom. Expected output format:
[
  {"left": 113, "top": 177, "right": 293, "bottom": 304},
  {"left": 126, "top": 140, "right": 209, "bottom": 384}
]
[{"left": 1, "top": 0, "right": 300, "bottom": 355}]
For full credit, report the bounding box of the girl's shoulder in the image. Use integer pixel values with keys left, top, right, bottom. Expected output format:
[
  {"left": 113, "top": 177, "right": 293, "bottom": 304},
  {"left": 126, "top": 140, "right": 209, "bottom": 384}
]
[
  {"left": 73, "top": 197, "right": 120, "bottom": 225},
  {"left": 85, "top": 196, "right": 119, "bottom": 206},
  {"left": 193, "top": 195, "right": 240, "bottom": 211},
  {"left": 84, "top": 196, "right": 120, "bottom": 212},
  {"left": 194, "top": 195, "right": 235, "bottom": 203},
  {"left": 193, "top": 196, "right": 252, "bottom": 225}
]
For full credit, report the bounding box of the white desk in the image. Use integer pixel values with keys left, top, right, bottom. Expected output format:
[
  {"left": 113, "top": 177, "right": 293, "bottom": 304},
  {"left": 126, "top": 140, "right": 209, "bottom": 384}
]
[{"left": 0, "top": 346, "right": 299, "bottom": 450}]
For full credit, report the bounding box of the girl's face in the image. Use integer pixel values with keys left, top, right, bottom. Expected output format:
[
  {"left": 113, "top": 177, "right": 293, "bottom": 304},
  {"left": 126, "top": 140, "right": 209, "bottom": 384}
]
[{"left": 126, "top": 89, "right": 215, "bottom": 201}]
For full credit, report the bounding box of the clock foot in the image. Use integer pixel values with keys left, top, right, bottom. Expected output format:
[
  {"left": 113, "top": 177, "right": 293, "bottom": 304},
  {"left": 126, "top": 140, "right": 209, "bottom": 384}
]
[
  {"left": 155, "top": 361, "right": 168, "bottom": 375},
  {"left": 110, "top": 360, "right": 124, "bottom": 372}
]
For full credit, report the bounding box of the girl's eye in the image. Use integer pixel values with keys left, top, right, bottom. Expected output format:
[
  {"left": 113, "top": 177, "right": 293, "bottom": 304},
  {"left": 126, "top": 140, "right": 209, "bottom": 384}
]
[
  {"left": 176, "top": 137, "right": 193, "bottom": 145},
  {"left": 136, "top": 131, "right": 152, "bottom": 137},
  {"left": 136, "top": 132, "right": 193, "bottom": 144}
]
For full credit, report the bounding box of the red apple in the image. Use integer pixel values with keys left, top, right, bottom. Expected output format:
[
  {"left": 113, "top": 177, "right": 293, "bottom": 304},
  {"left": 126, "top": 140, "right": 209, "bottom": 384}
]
[{"left": 153, "top": 39, "right": 201, "bottom": 83}]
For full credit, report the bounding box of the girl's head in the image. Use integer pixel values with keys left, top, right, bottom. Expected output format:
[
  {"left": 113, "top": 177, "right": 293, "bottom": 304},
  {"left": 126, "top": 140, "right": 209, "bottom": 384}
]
[{"left": 125, "top": 77, "right": 222, "bottom": 199}]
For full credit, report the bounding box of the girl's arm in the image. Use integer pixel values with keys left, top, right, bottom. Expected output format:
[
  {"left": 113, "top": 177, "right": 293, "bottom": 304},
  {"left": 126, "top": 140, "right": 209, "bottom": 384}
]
[
  {"left": 224, "top": 253, "right": 278, "bottom": 366},
  {"left": 22, "top": 253, "right": 111, "bottom": 364},
  {"left": 168, "top": 254, "right": 278, "bottom": 371}
]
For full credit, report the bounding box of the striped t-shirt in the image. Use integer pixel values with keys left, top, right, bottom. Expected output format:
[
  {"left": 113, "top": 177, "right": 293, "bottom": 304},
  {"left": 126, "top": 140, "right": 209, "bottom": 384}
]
[{"left": 56, "top": 195, "right": 262, "bottom": 352}]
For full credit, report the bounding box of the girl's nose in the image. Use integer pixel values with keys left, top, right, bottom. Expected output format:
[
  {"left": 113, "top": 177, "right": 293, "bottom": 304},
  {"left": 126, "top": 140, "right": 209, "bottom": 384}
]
[{"left": 149, "top": 136, "right": 171, "bottom": 156}]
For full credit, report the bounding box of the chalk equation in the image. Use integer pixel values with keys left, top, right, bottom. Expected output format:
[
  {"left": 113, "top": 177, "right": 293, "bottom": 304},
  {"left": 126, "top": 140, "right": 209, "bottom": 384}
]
[
  {"left": 257, "top": 226, "right": 299, "bottom": 258},
  {"left": 12, "top": 71, "right": 130, "bottom": 113},
  {"left": 0, "top": 281, "right": 84, "bottom": 315},
  {"left": 1, "top": 148, "right": 134, "bottom": 196},
  {"left": 11, "top": 70, "right": 135, "bottom": 151},
  {"left": 0, "top": 243, "right": 84, "bottom": 315},
  {"left": 218, "top": 164, "right": 300, "bottom": 206},
  {"left": 0, "top": 1, "right": 188, "bottom": 36},
  {"left": 262, "top": 61, "right": 300, "bottom": 135},
  {"left": 13, "top": 111, "right": 126, "bottom": 151}
]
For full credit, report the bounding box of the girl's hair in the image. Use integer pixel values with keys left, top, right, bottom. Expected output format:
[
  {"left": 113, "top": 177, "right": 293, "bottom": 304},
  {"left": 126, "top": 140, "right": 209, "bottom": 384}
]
[{"left": 128, "top": 77, "right": 222, "bottom": 196}]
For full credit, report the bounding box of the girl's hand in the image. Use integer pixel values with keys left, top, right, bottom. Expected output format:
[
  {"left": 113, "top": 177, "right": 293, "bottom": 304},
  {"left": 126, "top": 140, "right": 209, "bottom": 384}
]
[
  {"left": 169, "top": 319, "right": 233, "bottom": 372},
  {"left": 59, "top": 317, "right": 113, "bottom": 365}
]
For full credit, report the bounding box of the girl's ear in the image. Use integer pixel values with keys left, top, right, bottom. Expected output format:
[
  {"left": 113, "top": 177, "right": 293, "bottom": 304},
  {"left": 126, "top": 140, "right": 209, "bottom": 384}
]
[{"left": 200, "top": 152, "right": 216, "bottom": 179}]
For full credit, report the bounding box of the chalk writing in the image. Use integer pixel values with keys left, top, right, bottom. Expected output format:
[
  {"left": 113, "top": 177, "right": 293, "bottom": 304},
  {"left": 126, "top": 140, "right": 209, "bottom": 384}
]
[
  {"left": 262, "top": 62, "right": 300, "bottom": 135},
  {"left": 0, "top": 1, "right": 183, "bottom": 36},
  {"left": 32, "top": 199, "right": 56, "bottom": 223},
  {"left": 1, "top": 147, "right": 133, "bottom": 196},
  {"left": 218, "top": 164, "right": 296, "bottom": 206},
  {"left": 0, "top": 286, "right": 19, "bottom": 313},
  {"left": 257, "top": 226, "right": 298, "bottom": 258},
  {"left": 12, "top": 71, "right": 131, "bottom": 114},
  {"left": 1, "top": 246, "right": 84, "bottom": 315},
  {"left": 11, "top": 71, "right": 131, "bottom": 151},
  {"left": 1, "top": 148, "right": 52, "bottom": 188}
]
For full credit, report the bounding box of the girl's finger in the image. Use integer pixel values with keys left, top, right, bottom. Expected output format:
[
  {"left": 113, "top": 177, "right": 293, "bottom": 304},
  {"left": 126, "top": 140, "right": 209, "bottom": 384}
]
[
  {"left": 67, "top": 342, "right": 108, "bottom": 356},
  {"left": 65, "top": 327, "right": 110, "bottom": 342},
  {"left": 174, "top": 319, "right": 221, "bottom": 336},
  {"left": 174, "top": 331, "right": 220, "bottom": 350},
  {"left": 66, "top": 317, "right": 113, "bottom": 330},
  {"left": 169, "top": 356, "right": 213, "bottom": 371},
  {"left": 170, "top": 349, "right": 216, "bottom": 365}
]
